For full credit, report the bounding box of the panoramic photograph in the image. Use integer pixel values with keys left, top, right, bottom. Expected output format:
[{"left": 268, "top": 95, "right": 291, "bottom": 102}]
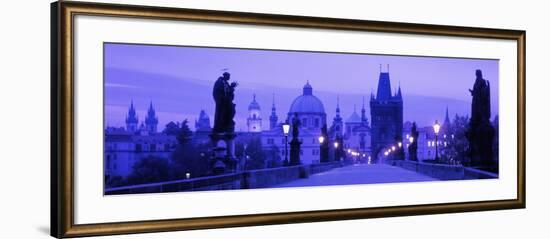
[{"left": 103, "top": 42, "right": 499, "bottom": 195}]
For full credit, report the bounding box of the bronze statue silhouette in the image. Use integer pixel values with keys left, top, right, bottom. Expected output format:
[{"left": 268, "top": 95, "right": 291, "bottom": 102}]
[
  {"left": 291, "top": 112, "right": 301, "bottom": 139},
  {"left": 212, "top": 72, "right": 238, "bottom": 134},
  {"left": 467, "top": 69, "right": 495, "bottom": 167}
]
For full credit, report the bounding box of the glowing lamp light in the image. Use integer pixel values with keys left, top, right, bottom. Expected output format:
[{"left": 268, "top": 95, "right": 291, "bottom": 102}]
[
  {"left": 185, "top": 173, "right": 191, "bottom": 179},
  {"left": 409, "top": 137, "right": 414, "bottom": 143},
  {"left": 347, "top": 149, "right": 351, "bottom": 153},
  {"left": 433, "top": 120, "right": 441, "bottom": 135},
  {"left": 318, "top": 136, "right": 325, "bottom": 144},
  {"left": 334, "top": 142, "right": 339, "bottom": 148},
  {"left": 282, "top": 123, "right": 290, "bottom": 136},
  {"left": 392, "top": 146, "right": 396, "bottom": 151},
  {"left": 384, "top": 151, "right": 389, "bottom": 156},
  {"left": 398, "top": 142, "right": 402, "bottom": 148}
]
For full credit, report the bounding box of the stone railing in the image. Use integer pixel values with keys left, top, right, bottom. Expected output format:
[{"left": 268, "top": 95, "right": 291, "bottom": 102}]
[
  {"left": 386, "top": 160, "right": 498, "bottom": 180},
  {"left": 105, "top": 161, "right": 346, "bottom": 195}
]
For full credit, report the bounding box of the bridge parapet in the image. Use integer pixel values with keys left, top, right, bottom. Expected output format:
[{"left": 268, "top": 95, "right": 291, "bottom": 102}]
[
  {"left": 105, "top": 161, "right": 346, "bottom": 195},
  {"left": 386, "top": 160, "right": 498, "bottom": 180}
]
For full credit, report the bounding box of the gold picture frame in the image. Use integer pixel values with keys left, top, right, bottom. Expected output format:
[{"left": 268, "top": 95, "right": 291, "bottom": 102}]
[{"left": 51, "top": 1, "right": 526, "bottom": 238}]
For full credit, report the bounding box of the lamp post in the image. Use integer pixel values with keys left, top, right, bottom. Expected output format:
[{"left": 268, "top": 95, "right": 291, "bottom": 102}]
[
  {"left": 408, "top": 136, "right": 415, "bottom": 161},
  {"left": 318, "top": 136, "right": 327, "bottom": 162},
  {"left": 333, "top": 141, "right": 339, "bottom": 161},
  {"left": 433, "top": 120, "right": 441, "bottom": 163},
  {"left": 282, "top": 122, "right": 290, "bottom": 166}
]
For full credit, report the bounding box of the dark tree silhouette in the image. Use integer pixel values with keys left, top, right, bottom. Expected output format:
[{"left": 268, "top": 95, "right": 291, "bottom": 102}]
[
  {"left": 244, "top": 137, "right": 266, "bottom": 170},
  {"left": 265, "top": 145, "right": 282, "bottom": 168},
  {"left": 176, "top": 119, "right": 193, "bottom": 145},
  {"left": 126, "top": 156, "right": 171, "bottom": 185},
  {"left": 445, "top": 114, "right": 469, "bottom": 165},
  {"left": 162, "top": 121, "right": 180, "bottom": 136}
]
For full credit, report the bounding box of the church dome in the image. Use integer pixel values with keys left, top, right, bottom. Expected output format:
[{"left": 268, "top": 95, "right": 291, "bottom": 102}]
[
  {"left": 248, "top": 94, "right": 261, "bottom": 111},
  {"left": 288, "top": 82, "right": 325, "bottom": 114}
]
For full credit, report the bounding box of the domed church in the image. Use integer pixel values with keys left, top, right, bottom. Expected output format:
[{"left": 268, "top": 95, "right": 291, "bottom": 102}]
[
  {"left": 287, "top": 81, "right": 327, "bottom": 130},
  {"left": 252, "top": 81, "right": 329, "bottom": 165}
]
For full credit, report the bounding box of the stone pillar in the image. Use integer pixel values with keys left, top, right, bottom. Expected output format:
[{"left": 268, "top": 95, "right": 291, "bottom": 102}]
[
  {"left": 210, "top": 133, "right": 238, "bottom": 174},
  {"left": 289, "top": 138, "right": 302, "bottom": 166}
]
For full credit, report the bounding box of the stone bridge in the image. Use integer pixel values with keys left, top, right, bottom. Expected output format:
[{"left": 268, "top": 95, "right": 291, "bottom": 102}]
[{"left": 105, "top": 160, "right": 497, "bottom": 195}]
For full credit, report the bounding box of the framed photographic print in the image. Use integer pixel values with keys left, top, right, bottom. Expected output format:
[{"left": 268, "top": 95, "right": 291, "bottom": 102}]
[{"left": 51, "top": 1, "right": 526, "bottom": 238}]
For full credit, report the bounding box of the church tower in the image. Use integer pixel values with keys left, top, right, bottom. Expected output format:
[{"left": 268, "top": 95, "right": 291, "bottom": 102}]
[
  {"left": 125, "top": 100, "right": 139, "bottom": 133},
  {"left": 247, "top": 94, "right": 262, "bottom": 133},
  {"left": 442, "top": 106, "right": 452, "bottom": 136},
  {"left": 370, "top": 65, "right": 403, "bottom": 160},
  {"left": 331, "top": 95, "right": 344, "bottom": 137},
  {"left": 144, "top": 101, "right": 158, "bottom": 134},
  {"left": 269, "top": 94, "right": 278, "bottom": 130},
  {"left": 195, "top": 110, "right": 212, "bottom": 132}
]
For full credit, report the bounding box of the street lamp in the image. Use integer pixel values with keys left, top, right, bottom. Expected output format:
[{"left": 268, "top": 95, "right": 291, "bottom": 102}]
[
  {"left": 398, "top": 142, "right": 402, "bottom": 148},
  {"left": 318, "top": 136, "right": 325, "bottom": 144},
  {"left": 334, "top": 141, "right": 339, "bottom": 149},
  {"left": 433, "top": 120, "right": 441, "bottom": 162},
  {"left": 282, "top": 122, "right": 290, "bottom": 166}
]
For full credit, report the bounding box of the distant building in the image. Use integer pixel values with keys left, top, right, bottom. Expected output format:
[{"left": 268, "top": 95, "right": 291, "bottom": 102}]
[
  {"left": 343, "top": 98, "right": 371, "bottom": 156},
  {"left": 247, "top": 94, "right": 262, "bottom": 133},
  {"left": 370, "top": 69, "right": 403, "bottom": 160},
  {"left": 195, "top": 109, "right": 212, "bottom": 144},
  {"left": 125, "top": 100, "right": 139, "bottom": 133},
  {"left": 144, "top": 101, "right": 159, "bottom": 134},
  {"left": 269, "top": 94, "right": 279, "bottom": 130},
  {"left": 105, "top": 101, "right": 176, "bottom": 179},
  {"left": 256, "top": 82, "right": 327, "bottom": 165},
  {"left": 403, "top": 108, "right": 454, "bottom": 161}
]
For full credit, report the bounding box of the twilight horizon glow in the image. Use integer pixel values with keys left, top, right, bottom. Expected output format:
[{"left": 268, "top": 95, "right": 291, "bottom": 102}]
[{"left": 104, "top": 43, "right": 499, "bottom": 130}]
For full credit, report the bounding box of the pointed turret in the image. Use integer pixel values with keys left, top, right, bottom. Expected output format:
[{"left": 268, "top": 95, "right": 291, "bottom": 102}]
[
  {"left": 125, "top": 100, "right": 139, "bottom": 133},
  {"left": 144, "top": 101, "right": 159, "bottom": 134},
  {"left": 303, "top": 81, "right": 313, "bottom": 95},
  {"left": 442, "top": 106, "right": 451, "bottom": 136},
  {"left": 445, "top": 106, "right": 451, "bottom": 125},
  {"left": 269, "top": 93, "right": 278, "bottom": 130},
  {"left": 361, "top": 96, "right": 367, "bottom": 123},
  {"left": 331, "top": 95, "right": 344, "bottom": 137},
  {"left": 396, "top": 83, "right": 403, "bottom": 100}
]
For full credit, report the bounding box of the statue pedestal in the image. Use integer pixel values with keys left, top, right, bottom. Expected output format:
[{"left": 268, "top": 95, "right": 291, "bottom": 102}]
[
  {"left": 289, "top": 138, "right": 302, "bottom": 166},
  {"left": 468, "top": 122, "right": 495, "bottom": 168},
  {"left": 210, "top": 133, "right": 237, "bottom": 174}
]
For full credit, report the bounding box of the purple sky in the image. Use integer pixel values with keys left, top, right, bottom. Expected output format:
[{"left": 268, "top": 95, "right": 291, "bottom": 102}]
[{"left": 104, "top": 43, "right": 499, "bottom": 131}]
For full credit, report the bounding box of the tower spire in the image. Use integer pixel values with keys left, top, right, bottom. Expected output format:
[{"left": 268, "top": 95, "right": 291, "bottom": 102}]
[
  {"left": 144, "top": 100, "right": 158, "bottom": 134},
  {"left": 444, "top": 106, "right": 451, "bottom": 125},
  {"left": 269, "top": 93, "right": 278, "bottom": 130},
  {"left": 336, "top": 95, "right": 341, "bottom": 114},
  {"left": 361, "top": 96, "right": 366, "bottom": 123}
]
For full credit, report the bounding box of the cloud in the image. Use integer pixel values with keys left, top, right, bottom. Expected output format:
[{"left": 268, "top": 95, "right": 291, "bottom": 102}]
[{"left": 105, "top": 83, "right": 140, "bottom": 89}]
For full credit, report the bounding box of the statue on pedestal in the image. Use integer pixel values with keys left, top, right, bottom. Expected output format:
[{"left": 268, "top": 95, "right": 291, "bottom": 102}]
[
  {"left": 320, "top": 124, "right": 330, "bottom": 163},
  {"left": 289, "top": 113, "right": 302, "bottom": 166},
  {"left": 466, "top": 70, "right": 495, "bottom": 168},
  {"left": 408, "top": 122, "right": 419, "bottom": 161},
  {"left": 210, "top": 72, "right": 239, "bottom": 174}
]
